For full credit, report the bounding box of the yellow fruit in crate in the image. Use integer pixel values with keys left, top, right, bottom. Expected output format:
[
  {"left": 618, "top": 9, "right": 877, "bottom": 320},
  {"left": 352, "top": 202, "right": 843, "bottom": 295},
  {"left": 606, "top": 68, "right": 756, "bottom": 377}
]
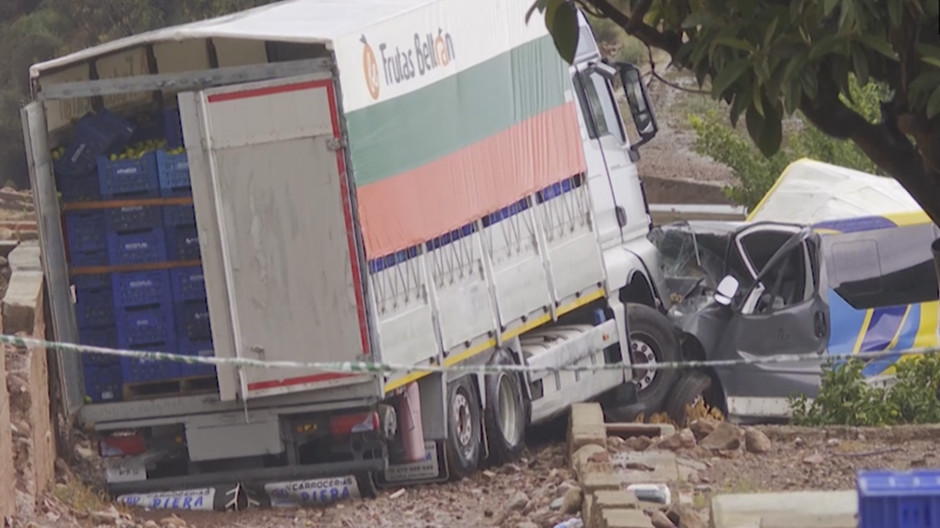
[{"left": 110, "top": 154, "right": 118, "bottom": 161}]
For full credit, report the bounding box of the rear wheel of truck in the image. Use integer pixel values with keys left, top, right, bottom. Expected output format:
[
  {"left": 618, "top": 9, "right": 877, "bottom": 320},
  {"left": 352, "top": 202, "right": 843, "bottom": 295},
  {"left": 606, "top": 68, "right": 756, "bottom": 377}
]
[
  {"left": 664, "top": 370, "right": 714, "bottom": 425},
  {"left": 445, "top": 376, "right": 482, "bottom": 481},
  {"left": 627, "top": 303, "right": 680, "bottom": 408},
  {"left": 483, "top": 351, "right": 527, "bottom": 465}
]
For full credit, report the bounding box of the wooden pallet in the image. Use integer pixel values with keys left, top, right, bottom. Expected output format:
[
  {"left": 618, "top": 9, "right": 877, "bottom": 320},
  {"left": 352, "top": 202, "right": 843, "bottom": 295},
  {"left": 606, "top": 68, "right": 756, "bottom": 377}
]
[{"left": 122, "top": 375, "right": 218, "bottom": 401}]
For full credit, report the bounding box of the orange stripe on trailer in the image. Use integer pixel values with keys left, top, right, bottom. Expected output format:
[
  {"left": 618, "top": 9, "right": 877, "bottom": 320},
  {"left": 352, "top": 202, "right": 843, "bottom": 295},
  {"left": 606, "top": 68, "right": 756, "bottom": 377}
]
[{"left": 356, "top": 102, "right": 586, "bottom": 257}]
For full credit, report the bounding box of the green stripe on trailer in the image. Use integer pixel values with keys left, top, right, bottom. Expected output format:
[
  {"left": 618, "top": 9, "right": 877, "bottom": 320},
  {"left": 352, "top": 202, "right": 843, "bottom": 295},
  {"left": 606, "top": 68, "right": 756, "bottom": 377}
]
[{"left": 345, "top": 35, "right": 569, "bottom": 187}]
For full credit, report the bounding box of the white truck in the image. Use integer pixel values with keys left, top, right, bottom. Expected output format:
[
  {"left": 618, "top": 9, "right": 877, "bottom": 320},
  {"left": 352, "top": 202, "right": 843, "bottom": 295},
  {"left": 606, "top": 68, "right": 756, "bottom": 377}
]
[{"left": 24, "top": 0, "right": 678, "bottom": 509}]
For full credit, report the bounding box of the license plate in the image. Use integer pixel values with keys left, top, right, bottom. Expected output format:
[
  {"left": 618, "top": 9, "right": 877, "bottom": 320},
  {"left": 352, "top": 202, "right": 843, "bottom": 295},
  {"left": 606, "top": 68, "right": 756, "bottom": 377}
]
[
  {"left": 264, "top": 476, "right": 360, "bottom": 508},
  {"left": 117, "top": 488, "right": 215, "bottom": 511},
  {"left": 104, "top": 457, "right": 146, "bottom": 483},
  {"left": 383, "top": 441, "right": 439, "bottom": 482}
]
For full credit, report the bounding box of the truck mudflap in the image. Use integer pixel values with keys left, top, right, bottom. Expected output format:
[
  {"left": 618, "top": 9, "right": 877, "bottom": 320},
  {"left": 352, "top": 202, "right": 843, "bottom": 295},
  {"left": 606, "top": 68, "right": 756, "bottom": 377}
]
[{"left": 373, "top": 440, "right": 448, "bottom": 488}]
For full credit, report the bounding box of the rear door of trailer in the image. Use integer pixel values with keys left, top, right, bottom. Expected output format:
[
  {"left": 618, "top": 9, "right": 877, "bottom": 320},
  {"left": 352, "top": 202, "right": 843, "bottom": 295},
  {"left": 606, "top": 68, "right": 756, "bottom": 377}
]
[{"left": 177, "top": 72, "right": 377, "bottom": 401}]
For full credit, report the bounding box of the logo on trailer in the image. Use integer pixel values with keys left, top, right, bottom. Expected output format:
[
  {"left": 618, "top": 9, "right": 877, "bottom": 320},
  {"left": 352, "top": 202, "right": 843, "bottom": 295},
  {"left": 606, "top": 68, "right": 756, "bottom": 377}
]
[
  {"left": 361, "top": 35, "right": 381, "bottom": 100},
  {"left": 360, "top": 29, "right": 456, "bottom": 101}
]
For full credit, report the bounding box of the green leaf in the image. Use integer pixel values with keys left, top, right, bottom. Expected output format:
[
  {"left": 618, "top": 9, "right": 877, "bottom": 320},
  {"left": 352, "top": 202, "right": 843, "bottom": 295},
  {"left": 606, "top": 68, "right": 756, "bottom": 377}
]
[
  {"left": 763, "top": 16, "right": 780, "bottom": 50},
  {"left": 752, "top": 88, "right": 765, "bottom": 117},
  {"left": 887, "top": 0, "right": 903, "bottom": 27},
  {"left": 852, "top": 47, "right": 869, "bottom": 86},
  {"left": 711, "top": 59, "right": 751, "bottom": 98},
  {"left": 784, "top": 79, "right": 802, "bottom": 114},
  {"left": 713, "top": 37, "right": 756, "bottom": 53},
  {"left": 859, "top": 34, "right": 898, "bottom": 60},
  {"left": 681, "top": 10, "right": 716, "bottom": 29},
  {"left": 922, "top": 57, "right": 940, "bottom": 69},
  {"left": 525, "top": 0, "right": 553, "bottom": 24},
  {"left": 545, "top": 1, "right": 578, "bottom": 64},
  {"left": 745, "top": 103, "right": 766, "bottom": 148},
  {"left": 928, "top": 86, "right": 940, "bottom": 119},
  {"left": 730, "top": 89, "right": 750, "bottom": 127},
  {"left": 809, "top": 34, "right": 844, "bottom": 60},
  {"left": 801, "top": 70, "right": 819, "bottom": 99},
  {"left": 918, "top": 43, "right": 940, "bottom": 61},
  {"left": 823, "top": 0, "right": 839, "bottom": 15},
  {"left": 783, "top": 49, "right": 809, "bottom": 82}
]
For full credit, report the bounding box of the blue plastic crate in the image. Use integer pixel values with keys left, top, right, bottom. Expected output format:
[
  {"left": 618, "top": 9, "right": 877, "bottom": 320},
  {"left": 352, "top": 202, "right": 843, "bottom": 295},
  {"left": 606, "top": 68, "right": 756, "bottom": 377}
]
[
  {"left": 163, "top": 108, "right": 184, "bottom": 149},
  {"left": 95, "top": 108, "right": 136, "bottom": 148},
  {"left": 156, "top": 150, "right": 191, "bottom": 197},
  {"left": 74, "top": 278, "right": 115, "bottom": 328},
  {"left": 69, "top": 248, "right": 109, "bottom": 268},
  {"left": 115, "top": 303, "right": 176, "bottom": 348},
  {"left": 54, "top": 159, "right": 102, "bottom": 202},
  {"left": 858, "top": 469, "right": 940, "bottom": 528},
  {"left": 111, "top": 270, "right": 172, "bottom": 309},
  {"left": 166, "top": 225, "right": 200, "bottom": 261},
  {"left": 83, "top": 363, "right": 123, "bottom": 403},
  {"left": 97, "top": 151, "right": 160, "bottom": 199},
  {"left": 163, "top": 205, "right": 196, "bottom": 227},
  {"left": 107, "top": 206, "right": 162, "bottom": 233},
  {"left": 175, "top": 300, "right": 212, "bottom": 342},
  {"left": 170, "top": 266, "right": 207, "bottom": 302},
  {"left": 107, "top": 227, "right": 168, "bottom": 265},
  {"left": 179, "top": 340, "right": 215, "bottom": 378},
  {"left": 65, "top": 211, "right": 107, "bottom": 253},
  {"left": 120, "top": 342, "right": 180, "bottom": 384},
  {"left": 78, "top": 325, "right": 119, "bottom": 366}
]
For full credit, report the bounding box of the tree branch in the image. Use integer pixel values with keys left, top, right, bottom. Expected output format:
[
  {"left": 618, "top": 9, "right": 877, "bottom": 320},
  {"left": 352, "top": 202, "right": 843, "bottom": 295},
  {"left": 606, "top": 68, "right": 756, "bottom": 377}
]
[
  {"left": 584, "top": 0, "right": 682, "bottom": 55},
  {"left": 625, "top": 0, "right": 653, "bottom": 32}
]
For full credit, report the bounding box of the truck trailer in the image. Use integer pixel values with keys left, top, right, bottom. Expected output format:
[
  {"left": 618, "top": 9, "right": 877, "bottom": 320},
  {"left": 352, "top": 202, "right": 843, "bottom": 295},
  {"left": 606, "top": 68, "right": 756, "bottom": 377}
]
[{"left": 23, "top": 0, "right": 677, "bottom": 509}]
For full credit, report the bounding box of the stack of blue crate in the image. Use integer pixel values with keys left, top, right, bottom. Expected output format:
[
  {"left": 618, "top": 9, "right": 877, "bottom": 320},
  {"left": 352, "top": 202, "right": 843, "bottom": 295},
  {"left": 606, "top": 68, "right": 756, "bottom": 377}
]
[
  {"left": 112, "top": 269, "right": 180, "bottom": 382},
  {"left": 74, "top": 274, "right": 122, "bottom": 403},
  {"left": 172, "top": 266, "right": 215, "bottom": 377}
]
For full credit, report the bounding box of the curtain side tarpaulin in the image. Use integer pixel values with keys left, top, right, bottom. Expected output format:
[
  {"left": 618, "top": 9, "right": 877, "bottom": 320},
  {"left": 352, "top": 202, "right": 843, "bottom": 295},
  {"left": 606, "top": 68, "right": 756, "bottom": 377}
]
[{"left": 336, "top": 0, "right": 586, "bottom": 258}]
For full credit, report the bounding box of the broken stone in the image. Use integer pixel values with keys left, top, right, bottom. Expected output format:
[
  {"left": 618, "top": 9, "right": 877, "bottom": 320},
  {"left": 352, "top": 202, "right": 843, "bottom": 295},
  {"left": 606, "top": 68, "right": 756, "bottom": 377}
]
[
  {"left": 516, "top": 522, "right": 539, "bottom": 528},
  {"left": 505, "top": 491, "right": 530, "bottom": 511},
  {"left": 483, "top": 470, "right": 497, "bottom": 479},
  {"left": 650, "top": 510, "right": 677, "bottom": 528},
  {"left": 572, "top": 444, "right": 609, "bottom": 474},
  {"left": 561, "top": 486, "right": 583, "bottom": 514},
  {"left": 656, "top": 433, "right": 683, "bottom": 451},
  {"left": 676, "top": 457, "right": 708, "bottom": 472},
  {"left": 678, "top": 429, "right": 696, "bottom": 449},
  {"left": 672, "top": 506, "right": 706, "bottom": 528},
  {"left": 803, "top": 453, "right": 825, "bottom": 465},
  {"left": 689, "top": 419, "right": 717, "bottom": 441},
  {"left": 794, "top": 437, "right": 805, "bottom": 447},
  {"left": 624, "top": 435, "right": 653, "bottom": 451},
  {"left": 90, "top": 510, "right": 121, "bottom": 525},
  {"left": 826, "top": 438, "right": 841, "bottom": 448},
  {"left": 551, "top": 497, "right": 565, "bottom": 510},
  {"left": 75, "top": 445, "right": 96, "bottom": 461},
  {"left": 744, "top": 428, "right": 772, "bottom": 454},
  {"left": 699, "top": 422, "right": 742, "bottom": 451}
]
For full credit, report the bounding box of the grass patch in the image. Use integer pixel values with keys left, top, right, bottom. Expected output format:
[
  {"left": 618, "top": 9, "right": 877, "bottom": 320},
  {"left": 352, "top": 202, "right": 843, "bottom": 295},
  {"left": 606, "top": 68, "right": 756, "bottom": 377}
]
[{"left": 54, "top": 479, "right": 112, "bottom": 513}]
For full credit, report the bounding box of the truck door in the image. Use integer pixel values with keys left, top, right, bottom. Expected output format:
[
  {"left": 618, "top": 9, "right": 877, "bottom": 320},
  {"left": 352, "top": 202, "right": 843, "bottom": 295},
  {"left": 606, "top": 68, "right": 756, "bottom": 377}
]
[
  {"left": 714, "top": 224, "right": 829, "bottom": 413},
  {"left": 178, "top": 74, "right": 374, "bottom": 401}
]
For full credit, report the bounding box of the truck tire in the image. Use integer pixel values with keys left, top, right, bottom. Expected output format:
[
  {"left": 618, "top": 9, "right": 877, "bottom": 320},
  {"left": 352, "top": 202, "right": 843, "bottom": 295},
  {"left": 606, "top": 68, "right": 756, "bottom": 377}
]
[
  {"left": 664, "top": 370, "right": 713, "bottom": 425},
  {"left": 483, "top": 351, "right": 527, "bottom": 465},
  {"left": 444, "top": 376, "right": 482, "bottom": 481},
  {"left": 627, "top": 303, "right": 680, "bottom": 408}
]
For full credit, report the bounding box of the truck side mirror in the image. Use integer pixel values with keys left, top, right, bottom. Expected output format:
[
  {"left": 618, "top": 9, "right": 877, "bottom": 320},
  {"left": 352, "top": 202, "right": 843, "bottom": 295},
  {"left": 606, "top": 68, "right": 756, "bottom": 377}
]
[
  {"left": 714, "top": 275, "right": 740, "bottom": 307},
  {"left": 616, "top": 62, "right": 658, "bottom": 149}
]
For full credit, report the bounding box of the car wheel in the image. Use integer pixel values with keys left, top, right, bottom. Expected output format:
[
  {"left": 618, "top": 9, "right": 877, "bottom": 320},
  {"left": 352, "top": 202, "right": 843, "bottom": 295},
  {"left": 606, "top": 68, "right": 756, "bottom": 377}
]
[
  {"left": 484, "top": 351, "right": 527, "bottom": 464},
  {"left": 444, "top": 376, "right": 482, "bottom": 480},
  {"left": 627, "top": 303, "right": 681, "bottom": 407},
  {"left": 665, "top": 370, "right": 715, "bottom": 425}
]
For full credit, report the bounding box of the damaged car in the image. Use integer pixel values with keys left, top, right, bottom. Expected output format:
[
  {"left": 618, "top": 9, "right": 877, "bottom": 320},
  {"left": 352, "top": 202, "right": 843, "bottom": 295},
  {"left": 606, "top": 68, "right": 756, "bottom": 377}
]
[{"left": 652, "top": 213, "right": 940, "bottom": 424}]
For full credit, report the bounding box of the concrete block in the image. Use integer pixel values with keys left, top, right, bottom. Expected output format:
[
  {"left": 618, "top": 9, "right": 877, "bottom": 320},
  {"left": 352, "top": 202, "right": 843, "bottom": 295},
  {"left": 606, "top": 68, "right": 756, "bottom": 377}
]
[
  {"left": 760, "top": 513, "right": 857, "bottom": 528},
  {"left": 2, "top": 270, "right": 43, "bottom": 335},
  {"left": 583, "top": 492, "right": 594, "bottom": 528},
  {"left": 711, "top": 491, "right": 857, "bottom": 528},
  {"left": 0, "top": 352, "right": 15, "bottom": 518},
  {"left": 572, "top": 444, "right": 611, "bottom": 475},
  {"left": 28, "top": 288, "right": 54, "bottom": 497},
  {"left": 582, "top": 471, "right": 622, "bottom": 493},
  {"left": 611, "top": 450, "right": 680, "bottom": 484},
  {"left": 601, "top": 508, "right": 653, "bottom": 528},
  {"left": 591, "top": 490, "right": 640, "bottom": 522},
  {"left": 569, "top": 403, "right": 607, "bottom": 454},
  {"left": 7, "top": 241, "right": 40, "bottom": 272}
]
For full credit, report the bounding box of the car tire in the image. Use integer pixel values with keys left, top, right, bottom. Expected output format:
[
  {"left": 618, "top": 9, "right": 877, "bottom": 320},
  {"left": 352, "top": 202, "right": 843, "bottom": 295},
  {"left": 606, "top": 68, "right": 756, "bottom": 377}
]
[
  {"left": 664, "top": 370, "right": 714, "bottom": 425},
  {"left": 444, "top": 376, "right": 482, "bottom": 481},
  {"left": 627, "top": 303, "right": 681, "bottom": 407},
  {"left": 483, "top": 351, "right": 527, "bottom": 465}
]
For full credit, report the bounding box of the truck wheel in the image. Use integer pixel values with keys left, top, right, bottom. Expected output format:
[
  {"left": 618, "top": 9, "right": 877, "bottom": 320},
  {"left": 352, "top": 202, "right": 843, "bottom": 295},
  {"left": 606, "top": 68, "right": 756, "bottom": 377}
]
[
  {"left": 664, "top": 370, "right": 713, "bottom": 426},
  {"left": 444, "top": 376, "right": 482, "bottom": 480},
  {"left": 484, "top": 351, "right": 527, "bottom": 465},
  {"left": 627, "top": 303, "right": 680, "bottom": 407}
]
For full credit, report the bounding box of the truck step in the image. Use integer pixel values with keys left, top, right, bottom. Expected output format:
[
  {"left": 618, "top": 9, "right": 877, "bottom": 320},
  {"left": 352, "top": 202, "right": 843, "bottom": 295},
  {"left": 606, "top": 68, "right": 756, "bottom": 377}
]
[{"left": 122, "top": 375, "right": 217, "bottom": 401}]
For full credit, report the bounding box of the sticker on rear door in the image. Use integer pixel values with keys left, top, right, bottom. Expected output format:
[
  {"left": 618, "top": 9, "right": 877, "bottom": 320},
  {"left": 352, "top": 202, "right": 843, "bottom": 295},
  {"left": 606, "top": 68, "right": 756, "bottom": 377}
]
[
  {"left": 117, "top": 488, "right": 216, "bottom": 511},
  {"left": 264, "top": 476, "right": 361, "bottom": 508}
]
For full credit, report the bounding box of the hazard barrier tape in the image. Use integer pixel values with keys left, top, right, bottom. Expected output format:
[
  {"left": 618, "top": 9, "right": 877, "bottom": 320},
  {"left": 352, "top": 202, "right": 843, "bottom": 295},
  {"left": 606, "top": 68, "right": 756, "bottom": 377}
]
[{"left": 1, "top": 333, "right": 939, "bottom": 375}]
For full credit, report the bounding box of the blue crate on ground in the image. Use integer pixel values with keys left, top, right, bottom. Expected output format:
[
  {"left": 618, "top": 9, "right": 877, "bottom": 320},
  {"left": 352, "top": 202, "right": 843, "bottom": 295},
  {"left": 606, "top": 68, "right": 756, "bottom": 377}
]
[
  {"left": 163, "top": 108, "right": 184, "bottom": 149},
  {"left": 163, "top": 205, "right": 196, "bottom": 227},
  {"left": 106, "top": 206, "right": 162, "bottom": 233},
  {"left": 111, "top": 270, "right": 172, "bottom": 309},
  {"left": 97, "top": 151, "right": 160, "bottom": 199},
  {"left": 83, "top": 363, "right": 123, "bottom": 403},
  {"left": 65, "top": 210, "right": 107, "bottom": 253},
  {"left": 858, "top": 469, "right": 940, "bottom": 528},
  {"left": 120, "top": 342, "right": 181, "bottom": 384},
  {"left": 170, "top": 266, "right": 206, "bottom": 302},
  {"left": 156, "top": 150, "right": 191, "bottom": 197},
  {"left": 175, "top": 300, "right": 212, "bottom": 342},
  {"left": 74, "top": 278, "right": 115, "bottom": 328},
  {"left": 179, "top": 340, "right": 215, "bottom": 378},
  {"left": 115, "top": 303, "right": 176, "bottom": 349},
  {"left": 166, "top": 225, "right": 200, "bottom": 261},
  {"left": 78, "top": 325, "right": 119, "bottom": 366},
  {"left": 106, "top": 227, "right": 168, "bottom": 265}
]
